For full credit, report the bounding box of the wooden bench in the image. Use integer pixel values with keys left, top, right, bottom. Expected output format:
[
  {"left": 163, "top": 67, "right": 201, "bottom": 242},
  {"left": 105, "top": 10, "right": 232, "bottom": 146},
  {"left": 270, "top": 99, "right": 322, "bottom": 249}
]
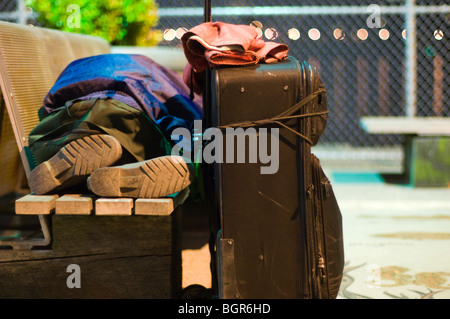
[
  {"left": 360, "top": 116, "right": 450, "bottom": 187},
  {"left": 0, "top": 21, "right": 187, "bottom": 298}
]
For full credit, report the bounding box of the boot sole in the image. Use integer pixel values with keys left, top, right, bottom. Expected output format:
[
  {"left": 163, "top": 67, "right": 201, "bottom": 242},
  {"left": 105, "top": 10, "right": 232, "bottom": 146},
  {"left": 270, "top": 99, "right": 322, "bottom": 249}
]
[
  {"left": 29, "top": 134, "right": 122, "bottom": 194},
  {"left": 87, "top": 156, "right": 194, "bottom": 198}
]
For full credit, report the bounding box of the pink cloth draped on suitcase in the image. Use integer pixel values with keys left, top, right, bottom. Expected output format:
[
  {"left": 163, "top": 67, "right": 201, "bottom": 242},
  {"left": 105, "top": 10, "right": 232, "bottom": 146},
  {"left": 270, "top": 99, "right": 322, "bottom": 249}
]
[{"left": 181, "top": 22, "right": 289, "bottom": 93}]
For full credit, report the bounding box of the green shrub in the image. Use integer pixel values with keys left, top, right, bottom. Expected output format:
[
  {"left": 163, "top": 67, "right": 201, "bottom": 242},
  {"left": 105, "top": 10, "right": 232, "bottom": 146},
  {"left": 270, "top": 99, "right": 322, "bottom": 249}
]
[{"left": 26, "top": 0, "right": 161, "bottom": 46}]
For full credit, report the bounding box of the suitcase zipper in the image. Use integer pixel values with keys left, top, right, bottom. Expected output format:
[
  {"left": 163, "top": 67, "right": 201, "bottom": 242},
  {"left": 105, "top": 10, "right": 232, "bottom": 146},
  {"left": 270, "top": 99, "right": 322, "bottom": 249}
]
[
  {"left": 303, "top": 62, "right": 327, "bottom": 296},
  {"left": 317, "top": 255, "right": 326, "bottom": 279},
  {"left": 312, "top": 155, "right": 328, "bottom": 298},
  {"left": 299, "top": 61, "right": 329, "bottom": 298},
  {"left": 305, "top": 63, "right": 328, "bottom": 286}
]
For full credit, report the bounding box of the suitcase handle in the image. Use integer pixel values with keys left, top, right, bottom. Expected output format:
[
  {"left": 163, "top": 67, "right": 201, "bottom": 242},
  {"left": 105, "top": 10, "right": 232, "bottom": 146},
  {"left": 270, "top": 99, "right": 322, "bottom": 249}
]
[{"left": 204, "top": 0, "right": 212, "bottom": 22}]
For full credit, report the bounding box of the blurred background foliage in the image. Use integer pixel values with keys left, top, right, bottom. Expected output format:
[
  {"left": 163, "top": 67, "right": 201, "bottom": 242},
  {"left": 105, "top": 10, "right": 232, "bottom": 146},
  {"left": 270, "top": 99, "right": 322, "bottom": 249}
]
[{"left": 26, "top": 0, "right": 162, "bottom": 46}]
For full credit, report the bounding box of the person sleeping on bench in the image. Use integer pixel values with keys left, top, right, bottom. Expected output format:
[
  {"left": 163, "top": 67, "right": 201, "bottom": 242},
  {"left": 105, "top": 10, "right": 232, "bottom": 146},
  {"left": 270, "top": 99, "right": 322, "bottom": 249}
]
[{"left": 27, "top": 53, "right": 202, "bottom": 199}]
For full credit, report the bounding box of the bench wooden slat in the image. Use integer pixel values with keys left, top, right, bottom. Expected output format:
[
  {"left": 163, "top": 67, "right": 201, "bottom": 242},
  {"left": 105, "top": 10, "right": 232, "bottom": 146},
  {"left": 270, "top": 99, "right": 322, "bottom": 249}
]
[
  {"left": 15, "top": 194, "right": 59, "bottom": 215},
  {"left": 13, "top": 182, "right": 190, "bottom": 216},
  {"left": 16, "top": 189, "right": 189, "bottom": 216},
  {"left": 55, "top": 194, "right": 94, "bottom": 215},
  {"left": 95, "top": 198, "right": 134, "bottom": 216},
  {"left": 135, "top": 198, "right": 174, "bottom": 216},
  {"left": 135, "top": 188, "right": 190, "bottom": 216}
]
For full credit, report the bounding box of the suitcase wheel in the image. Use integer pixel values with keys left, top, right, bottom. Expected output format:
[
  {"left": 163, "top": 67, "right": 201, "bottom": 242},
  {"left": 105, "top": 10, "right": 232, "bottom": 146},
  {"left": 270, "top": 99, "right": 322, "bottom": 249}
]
[{"left": 180, "top": 284, "right": 214, "bottom": 299}]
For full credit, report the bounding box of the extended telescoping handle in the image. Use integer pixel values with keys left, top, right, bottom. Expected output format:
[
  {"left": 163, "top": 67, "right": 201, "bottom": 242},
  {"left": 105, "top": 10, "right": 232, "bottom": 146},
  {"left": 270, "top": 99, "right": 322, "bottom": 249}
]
[
  {"left": 204, "top": 0, "right": 212, "bottom": 22},
  {"left": 202, "top": 0, "right": 212, "bottom": 128}
]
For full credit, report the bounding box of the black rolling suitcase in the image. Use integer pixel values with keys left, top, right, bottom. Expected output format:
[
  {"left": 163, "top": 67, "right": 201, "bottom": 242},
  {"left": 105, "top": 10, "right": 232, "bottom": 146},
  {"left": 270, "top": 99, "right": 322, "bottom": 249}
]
[{"left": 199, "top": 1, "right": 344, "bottom": 299}]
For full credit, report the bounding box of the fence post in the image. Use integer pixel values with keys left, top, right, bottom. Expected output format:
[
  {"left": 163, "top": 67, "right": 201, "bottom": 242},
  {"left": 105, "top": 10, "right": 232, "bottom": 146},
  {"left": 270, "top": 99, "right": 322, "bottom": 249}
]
[
  {"left": 18, "top": 0, "right": 27, "bottom": 24},
  {"left": 405, "top": 0, "right": 417, "bottom": 117}
]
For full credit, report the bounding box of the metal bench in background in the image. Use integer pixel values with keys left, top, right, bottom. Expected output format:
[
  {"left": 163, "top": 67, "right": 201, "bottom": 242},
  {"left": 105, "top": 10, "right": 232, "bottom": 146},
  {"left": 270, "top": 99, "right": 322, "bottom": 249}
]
[
  {"left": 0, "top": 20, "right": 186, "bottom": 298},
  {"left": 360, "top": 116, "right": 450, "bottom": 187}
]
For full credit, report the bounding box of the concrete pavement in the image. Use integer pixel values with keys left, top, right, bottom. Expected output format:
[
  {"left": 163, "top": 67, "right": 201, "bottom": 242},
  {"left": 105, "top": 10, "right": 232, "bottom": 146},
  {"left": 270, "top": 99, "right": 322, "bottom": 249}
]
[{"left": 181, "top": 166, "right": 450, "bottom": 299}]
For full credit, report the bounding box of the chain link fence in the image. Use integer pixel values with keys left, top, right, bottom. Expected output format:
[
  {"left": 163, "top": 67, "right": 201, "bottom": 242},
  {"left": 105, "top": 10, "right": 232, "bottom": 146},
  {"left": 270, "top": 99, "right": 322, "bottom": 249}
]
[
  {"left": 0, "top": 0, "right": 27, "bottom": 24},
  {"left": 1, "top": 0, "right": 448, "bottom": 152},
  {"left": 0, "top": 0, "right": 17, "bottom": 12},
  {"left": 156, "top": 0, "right": 449, "bottom": 152}
]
